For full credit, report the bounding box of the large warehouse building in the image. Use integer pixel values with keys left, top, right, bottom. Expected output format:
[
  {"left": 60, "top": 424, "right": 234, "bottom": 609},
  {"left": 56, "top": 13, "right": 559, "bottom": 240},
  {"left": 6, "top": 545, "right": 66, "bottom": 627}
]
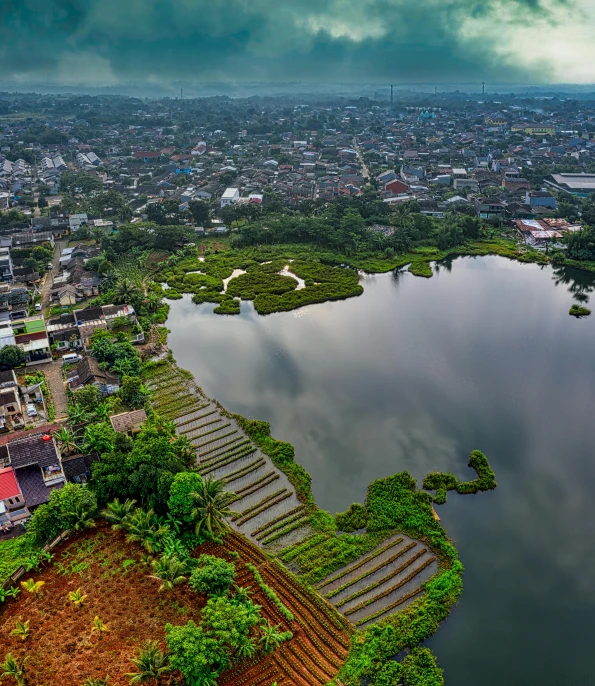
[{"left": 545, "top": 173, "right": 595, "bottom": 197}]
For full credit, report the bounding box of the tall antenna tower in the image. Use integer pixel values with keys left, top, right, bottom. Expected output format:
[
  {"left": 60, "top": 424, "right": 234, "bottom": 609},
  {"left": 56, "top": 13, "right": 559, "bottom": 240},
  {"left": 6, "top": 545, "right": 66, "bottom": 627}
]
[
  {"left": 180, "top": 88, "right": 183, "bottom": 101},
  {"left": 482, "top": 82, "right": 485, "bottom": 100},
  {"left": 390, "top": 84, "right": 393, "bottom": 106}
]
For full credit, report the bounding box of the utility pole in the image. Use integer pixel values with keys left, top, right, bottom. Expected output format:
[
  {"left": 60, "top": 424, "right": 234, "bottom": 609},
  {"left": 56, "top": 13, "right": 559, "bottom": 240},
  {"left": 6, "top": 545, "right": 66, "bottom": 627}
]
[
  {"left": 482, "top": 82, "right": 485, "bottom": 100},
  {"left": 390, "top": 84, "right": 393, "bottom": 106},
  {"left": 180, "top": 88, "right": 183, "bottom": 101},
  {"left": 435, "top": 86, "right": 437, "bottom": 97}
]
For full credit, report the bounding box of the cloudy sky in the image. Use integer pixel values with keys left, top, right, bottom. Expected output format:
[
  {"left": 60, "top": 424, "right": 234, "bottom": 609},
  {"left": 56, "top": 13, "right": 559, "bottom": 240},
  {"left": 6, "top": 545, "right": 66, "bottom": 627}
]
[{"left": 1, "top": 0, "right": 594, "bottom": 85}]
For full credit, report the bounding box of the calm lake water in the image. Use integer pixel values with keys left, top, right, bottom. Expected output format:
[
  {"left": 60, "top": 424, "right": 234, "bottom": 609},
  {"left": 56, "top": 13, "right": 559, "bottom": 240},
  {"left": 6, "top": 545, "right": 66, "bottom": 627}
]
[{"left": 166, "top": 256, "right": 595, "bottom": 686}]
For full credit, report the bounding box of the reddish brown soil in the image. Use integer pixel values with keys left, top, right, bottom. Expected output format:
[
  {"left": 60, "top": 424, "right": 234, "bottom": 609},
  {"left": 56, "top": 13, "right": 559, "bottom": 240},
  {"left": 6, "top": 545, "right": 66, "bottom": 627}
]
[
  {"left": 0, "top": 526, "right": 352, "bottom": 686},
  {"left": 0, "top": 526, "right": 203, "bottom": 685}
]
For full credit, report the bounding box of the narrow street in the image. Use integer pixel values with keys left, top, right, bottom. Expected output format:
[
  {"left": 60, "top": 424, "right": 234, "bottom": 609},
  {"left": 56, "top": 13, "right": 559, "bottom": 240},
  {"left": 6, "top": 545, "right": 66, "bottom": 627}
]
[
  {"left": 42, "top": 360, "right": 69, "bottom": 420},
  {"left": 40, "top": 238, "right": 67, "bottom": 315},
  {"left": 39, "top": 240, "right": 70, "bottom": 420},
  {"left": 353, "top": 138, "right": 370, "bottom": 182}
]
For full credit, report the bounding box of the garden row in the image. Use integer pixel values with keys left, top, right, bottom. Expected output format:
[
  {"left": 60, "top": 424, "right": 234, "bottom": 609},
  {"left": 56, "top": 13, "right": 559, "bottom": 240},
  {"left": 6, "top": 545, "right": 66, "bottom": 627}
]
[{"left": 201, "top": 530, "right": 352, "bottom": 686}]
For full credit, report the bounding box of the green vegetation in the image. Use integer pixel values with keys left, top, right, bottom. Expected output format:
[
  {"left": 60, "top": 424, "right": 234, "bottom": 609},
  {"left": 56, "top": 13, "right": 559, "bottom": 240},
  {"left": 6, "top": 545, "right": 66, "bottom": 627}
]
[
  {"left": 188, "top": 555, "right": 236, "bottom": 595},
  {"left": 0, "top": 535, "right": 39, "bottom": 582},
  {"left": 245, "top": 562, "right": 294, "bottom": 622},
  {"left": 165, "top": 592, "right": 292, "bottom": 685},
  {"left": 27, "top": 483, "right": 98, "bottom": 544},
  {"left": 335, "top": 502, "right": 369, "bottom": 532},
  {"left": 408, "top": 261, "right": 434, "bottom": 278},
  {"left": 423, "top": 450, "right": 497, "bottom": 503},
  {"left": 0, "top": 345, "right": 26, "bottom": 369},
  {"left": 569, "top": 303, "right": 591, "bottom": 317}
]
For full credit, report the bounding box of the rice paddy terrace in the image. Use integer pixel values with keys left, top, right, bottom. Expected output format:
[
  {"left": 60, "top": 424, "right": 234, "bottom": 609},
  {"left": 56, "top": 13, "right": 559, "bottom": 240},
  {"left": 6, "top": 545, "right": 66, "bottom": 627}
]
[
  {"left": 314, "top": 533, "right": 438, "bottom": 629},
  {"left": 145, "top": 363, "right": 315, "bottom": 549}
]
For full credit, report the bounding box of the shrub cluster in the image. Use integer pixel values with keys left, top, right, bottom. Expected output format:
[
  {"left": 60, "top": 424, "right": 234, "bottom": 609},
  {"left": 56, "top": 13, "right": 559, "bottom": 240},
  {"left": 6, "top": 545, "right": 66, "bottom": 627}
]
[
  {"left": 422, "top": 451, "right": 497, "bottom": 503},
  {"left": 335, "top": 502, "right": 369, "bottom": 533}
]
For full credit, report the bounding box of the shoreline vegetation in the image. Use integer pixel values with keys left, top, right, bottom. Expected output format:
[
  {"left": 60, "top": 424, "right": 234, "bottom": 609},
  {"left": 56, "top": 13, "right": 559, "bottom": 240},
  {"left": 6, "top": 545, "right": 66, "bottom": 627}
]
[{"left": 155, "top": 233, "right": 591, "bottom": 317}]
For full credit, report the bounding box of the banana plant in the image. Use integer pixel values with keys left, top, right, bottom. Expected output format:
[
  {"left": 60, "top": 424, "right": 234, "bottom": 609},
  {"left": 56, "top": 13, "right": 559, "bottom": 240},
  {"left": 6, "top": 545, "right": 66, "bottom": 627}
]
[{"left": 10, "top": 620, "right": 30, "bottom": 641}]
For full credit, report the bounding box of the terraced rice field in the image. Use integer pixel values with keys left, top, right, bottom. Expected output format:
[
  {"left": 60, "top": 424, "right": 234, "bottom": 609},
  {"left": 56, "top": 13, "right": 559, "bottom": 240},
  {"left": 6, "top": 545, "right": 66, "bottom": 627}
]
[
  {"left": 204, "top": 530, "right": 353, "bottom": 686},
  {"left": 145, "top": 364, "right": 313, "bottom": 550},
  {"left": 313, "top": 533, "right": 439, "bottom": 628}
]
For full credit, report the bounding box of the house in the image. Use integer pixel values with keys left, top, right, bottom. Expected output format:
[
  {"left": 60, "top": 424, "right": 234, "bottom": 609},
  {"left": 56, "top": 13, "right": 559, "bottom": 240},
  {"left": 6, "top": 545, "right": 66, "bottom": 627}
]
[
  {"left": 0, "top": 247, "right": 13, "bottom": 283},
  {"left": 0, "top": 386, "right": 22, "bottom": 431},
  {"left": 110, "top": 409, "right": 148, "bottom": 434},
  {"left": 52, "top": 284, "right": 80, "bottom": 306},
  {"left": 384, "top": 179, "right": 410, "bottom": 195},
  {"left": 220, "top": 187, "right": 240, "bottom": 208},
  {"left": 69, "top": 213, "right": 88, "bottom": 231},
  {"left": 61, "top": 453, "right": 99, "bottom": 484},
  {"left": 72, "top": 306, "right": 107, "bottom": 348},
  {"left": 475, "top": 198, "right": 507, "bottom": 220},
  {"left": 134, "top": 151, "right": 163, "bottom": 163},
  {"left": 0, "top": 467, "right": 27, "bottom": 526},
  {"left": 525, "top": 190, "right": 557, "bottom": 209},
  {"left": 71, "top": 356, "right": 120, "bottom": 396},
  {"left": 6, "top": 432, "right": 65, "bottom": 511},
  {"left": 0, "top": 316, "right": 51, "bottom": 364}
]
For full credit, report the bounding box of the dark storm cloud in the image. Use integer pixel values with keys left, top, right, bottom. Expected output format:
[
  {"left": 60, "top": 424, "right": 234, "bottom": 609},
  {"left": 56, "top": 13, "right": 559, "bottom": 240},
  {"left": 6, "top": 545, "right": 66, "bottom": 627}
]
[{"left": 0, "top": 0, "right": 577, "bottom": 84}]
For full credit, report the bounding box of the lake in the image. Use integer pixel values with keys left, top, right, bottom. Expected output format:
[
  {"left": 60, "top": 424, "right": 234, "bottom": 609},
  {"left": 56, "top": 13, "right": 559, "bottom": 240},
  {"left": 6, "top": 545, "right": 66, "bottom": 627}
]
[{"left": 166, "top": 255, "right": 595, "bottom": 686}]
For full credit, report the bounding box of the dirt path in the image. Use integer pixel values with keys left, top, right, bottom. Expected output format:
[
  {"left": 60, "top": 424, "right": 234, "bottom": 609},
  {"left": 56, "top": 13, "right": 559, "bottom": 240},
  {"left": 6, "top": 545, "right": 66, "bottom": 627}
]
[{"left": 41, "top": 360, "right": 69, "bottom": 420}]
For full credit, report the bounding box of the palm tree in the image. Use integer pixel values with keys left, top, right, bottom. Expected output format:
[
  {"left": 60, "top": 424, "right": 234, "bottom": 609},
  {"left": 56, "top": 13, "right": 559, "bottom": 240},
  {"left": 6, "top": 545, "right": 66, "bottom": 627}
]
[
  {"left": 113, "top": 278, "right": 142, "bottom": 305},
  {"left": 125, "top": 640, "right": 171, "bottom": 684},
  {"left": 259, "top": 622, "right": 289, "bottom": 654},
  {"left": 125, "top": 509, "right": 168, "bottom": 553},
  {"left": 190, "top": 475, "right": 238, "bottom": 539},
  {"left": 149, "top": 555, "right": 188, "bottom": 592},
  {"left": 0, "top": 654, "right": 29, "bottom": 686},
  {"left": 68, "top": 588, "right": 87, "bottom": 607},
  {"left": 54, "top": 427, "right": 79, "bottom": 457},
  {"left": 20, "top": 579, "right": 44, "bottom": 595},
  {"left": 101, "top": 498, "right": 137, "bottom": 530},
  {"left": 93, "top": 403, "right": 111, "bottom": 421},
  {"left": 143, "top": 292, "right": 162, "bottom": 314},
  {"left": 10, "top": 620, "right": 30, "bottom": 641},
  {"left": 66, "top": 501, "right": 97, "bottom": 533}
]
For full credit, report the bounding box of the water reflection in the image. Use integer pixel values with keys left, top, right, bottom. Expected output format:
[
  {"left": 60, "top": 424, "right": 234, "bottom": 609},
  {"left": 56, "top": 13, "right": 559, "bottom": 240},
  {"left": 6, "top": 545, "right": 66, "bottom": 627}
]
[
  {"left": 551, "top": 263, "right": 595, "bottom": 303},
  {"left": 166, "top": 256, "right": 595, "bottom": 686}
]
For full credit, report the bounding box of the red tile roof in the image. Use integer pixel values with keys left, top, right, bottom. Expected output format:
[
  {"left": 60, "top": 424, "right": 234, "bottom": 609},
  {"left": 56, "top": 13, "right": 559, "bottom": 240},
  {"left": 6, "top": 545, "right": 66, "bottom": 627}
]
[{"left": 0, "top": 467, "right": 21, "bottom": 500}]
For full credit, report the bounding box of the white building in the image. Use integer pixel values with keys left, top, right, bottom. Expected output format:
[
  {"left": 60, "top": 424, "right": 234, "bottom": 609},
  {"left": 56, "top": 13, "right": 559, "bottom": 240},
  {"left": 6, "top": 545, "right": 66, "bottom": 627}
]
[{"left": 220, "top": 187, "right": 240, "bottom": 208}]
